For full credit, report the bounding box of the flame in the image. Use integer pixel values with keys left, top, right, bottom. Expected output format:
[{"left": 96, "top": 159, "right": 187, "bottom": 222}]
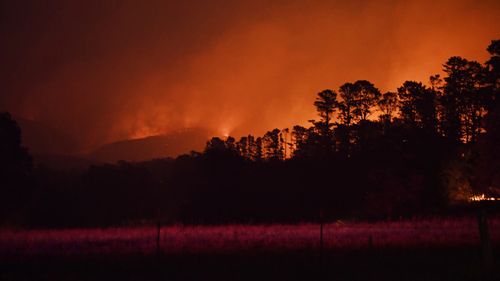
[{"left": 469, "top": 194, "right": 498, "bottom": 202}]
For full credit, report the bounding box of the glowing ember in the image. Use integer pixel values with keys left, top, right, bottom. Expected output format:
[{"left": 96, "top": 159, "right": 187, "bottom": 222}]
[{"left": 469, "top": 194, "right": 498, "bottom": 202}]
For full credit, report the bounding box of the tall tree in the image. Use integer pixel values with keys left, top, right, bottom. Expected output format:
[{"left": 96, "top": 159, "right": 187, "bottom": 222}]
[
  {"left": 475, "top": 96, "right": 500, "bottom": 195},
  {"left": 224, "top": 136, "right": 237, "bottom": 152},
  {"left": 474, "top": 40, "right": 500, "bottom": 194},
  {"left": 281, "top": 128, "right": 291, "bottom": 159},
  {"left": 291, "top": 125, "right": 309, "bottom": 158},
  {"left": 397, "top": 81, "right": 437, "bottom": 133},
  {"left": 378, "top": 91, "right": 398, "bottom": 123},
  {"left": 337, "top": 80, "right": 380, "bottom": 155},
  {"left": 204, "top": 137, "right": 227, "bottom": 153},
  {"left": 338, "top": 82, "right": 357, "bottom": 126},
  {"left": 336, "top": 83, "right": 358, "bottom": 156},
  {"left": 441, "top": 57, "right": 486, "bottom": 143},
  {"left": 486, "top": 40, "right": 500, "bottom": 91},
  {"left": 313, "top": 89, "right": 338, "bottom": 154},
  {"left": 314, "top": 89, "right": 338, "bottom": 132},
  {"left": 263, "top": 129, "right": 284, "bottom": 160},
  {"left": 244, "top": 136, "right": 263, "bottom": 161},
  {"left": 236, "top": 136, "right": 249, "bottom": 159},
  {"left": 485, "top": 40, "right": 499, "bottom": 115},
  {"left": 238, "top": 135, "right": 263, "bottom": 161},
  {"left": 353, "top": 80, "right": 381, "bottom": 121}
]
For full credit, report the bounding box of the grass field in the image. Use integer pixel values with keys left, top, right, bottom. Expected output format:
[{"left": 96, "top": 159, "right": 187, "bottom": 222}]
[{"left": 1, "top": 217, "right": 500, "bottom": 280}]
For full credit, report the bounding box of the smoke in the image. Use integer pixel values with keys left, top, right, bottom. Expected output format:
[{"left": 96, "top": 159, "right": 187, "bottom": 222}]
[{"left": 1, "top": 0, "right": 499, "bottom": 153}]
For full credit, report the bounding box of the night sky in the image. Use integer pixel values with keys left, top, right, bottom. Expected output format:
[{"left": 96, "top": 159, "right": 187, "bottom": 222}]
[{"left": 1, "top": 0, "right": 499, "bottom": 154}]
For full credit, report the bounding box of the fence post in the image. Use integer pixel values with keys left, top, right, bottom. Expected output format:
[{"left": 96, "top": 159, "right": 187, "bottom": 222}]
[{"left": 156, "top": 180, "right": 164, "bottom": 258}]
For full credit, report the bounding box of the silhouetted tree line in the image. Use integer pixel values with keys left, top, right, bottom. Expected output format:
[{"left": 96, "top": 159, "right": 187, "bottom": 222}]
[{"left": 1, "top": 40, "right": 499, "bottom": 227}]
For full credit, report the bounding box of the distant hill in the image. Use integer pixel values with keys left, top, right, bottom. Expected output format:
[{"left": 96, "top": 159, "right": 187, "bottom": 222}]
[
  {"left": 16, "top": 117, "right": 78, "bottom": 155},
  {"left": 15, "top": 117, "right": 212, "bottom": 165},
  {"left": 13, "top": 118, "right": 98, "bottom": 170},
  {"left": 89, "top": 128, "right": 211, "bottom": 163}
]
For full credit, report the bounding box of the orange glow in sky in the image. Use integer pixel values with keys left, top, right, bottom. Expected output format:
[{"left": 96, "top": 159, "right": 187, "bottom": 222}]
[{"left": 1, "top": 0, "right": 499, "bottom": 154}]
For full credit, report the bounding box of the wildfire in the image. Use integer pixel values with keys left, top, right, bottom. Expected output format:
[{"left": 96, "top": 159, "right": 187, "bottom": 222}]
[
  {"left": 469, "top": 194, "right": 498, "bottom": 202},
  {"left": 129, "top": 126, "right": 163, "bottom": 139},
  {"left": 219, "top": 125, "right": 232, "bottom": 138}
]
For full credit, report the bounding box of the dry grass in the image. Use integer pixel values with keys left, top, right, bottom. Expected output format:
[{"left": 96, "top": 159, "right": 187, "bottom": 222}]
[{"left": 1, "top": 216, "right": 499, "bottom": 259}]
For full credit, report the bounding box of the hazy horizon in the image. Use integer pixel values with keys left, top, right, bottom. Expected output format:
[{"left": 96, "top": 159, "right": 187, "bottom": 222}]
[{"left": 2, "top": 0, "right": 499, "bottom": 155}]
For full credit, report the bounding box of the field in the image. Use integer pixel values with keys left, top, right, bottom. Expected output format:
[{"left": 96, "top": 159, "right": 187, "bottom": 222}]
[{"left": 1, "top": 217, "right": 500, "bottom": 281}]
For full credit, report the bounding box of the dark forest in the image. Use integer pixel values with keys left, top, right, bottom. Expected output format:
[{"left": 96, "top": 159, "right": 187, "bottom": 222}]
[{"left": 1, "top": 40, "right": 499, "bottom": 228}]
